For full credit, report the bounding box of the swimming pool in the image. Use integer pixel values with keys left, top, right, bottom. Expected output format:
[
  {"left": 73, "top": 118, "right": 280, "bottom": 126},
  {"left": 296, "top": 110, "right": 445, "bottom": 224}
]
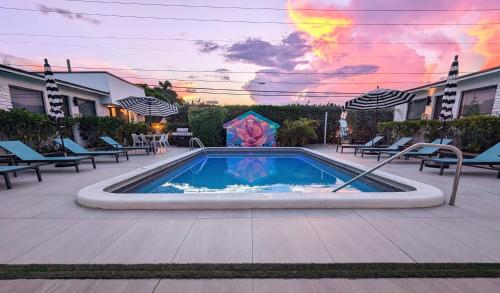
[
  {"left": 77, "top": 147, "right": 444, "bottom": 209},
  {"left": 119, "top": 152, "right": 398, "bottom": 194}
]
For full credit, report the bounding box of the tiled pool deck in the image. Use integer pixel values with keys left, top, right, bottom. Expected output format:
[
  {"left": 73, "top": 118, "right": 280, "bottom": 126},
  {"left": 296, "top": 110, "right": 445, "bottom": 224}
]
[{"left": 0, "top": 145, "right": 499, "bottom": 292}]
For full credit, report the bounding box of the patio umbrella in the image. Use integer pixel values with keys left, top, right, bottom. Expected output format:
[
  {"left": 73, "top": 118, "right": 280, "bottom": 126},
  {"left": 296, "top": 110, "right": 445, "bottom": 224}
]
[
  {"left": 117, "top": 96, "right": 178, "bottom": 127},
  {"left": 44, "top": 59, "right": 66, "bottom": 154},
  {"left": 345, "top": 87, "right": 415, "bottom": 145},
  {"left": 438, "top": 55, "right": 459, "bottom": 142}
]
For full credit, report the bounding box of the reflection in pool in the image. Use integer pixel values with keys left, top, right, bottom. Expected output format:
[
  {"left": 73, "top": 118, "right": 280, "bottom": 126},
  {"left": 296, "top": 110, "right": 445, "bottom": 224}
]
[{"left": 127, "top": 153, "right": 384, "bottom": 194}]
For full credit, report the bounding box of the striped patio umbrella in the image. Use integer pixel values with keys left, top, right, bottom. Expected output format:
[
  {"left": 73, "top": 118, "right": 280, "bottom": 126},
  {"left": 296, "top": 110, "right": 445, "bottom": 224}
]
[
  {"left": 118, "top": 96, "right": 178, "bottom": 127},
  {"left": 44, "top": 59, "right": 66, "bottom": 153},
  {"left": 345, "top": 88, "right": 416, "bottom": 110},
  {"left": 439, "top": 55, "right": 459, "bottom": 121},
  {"left": 345, "top": 88, "right": 415, "bottom": 146},
  {"left": 438, "top": 55, "right": 459, "bottom": 142}
]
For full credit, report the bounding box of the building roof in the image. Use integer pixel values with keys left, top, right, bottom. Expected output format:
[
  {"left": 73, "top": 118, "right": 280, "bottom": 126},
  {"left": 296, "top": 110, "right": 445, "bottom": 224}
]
[
  {"left": 223, "top": 110, "right": 280, "bottom": 129},
  {"left": 405, "top": 66, "right": 500, "bottom": 93},
  {"left": 49, "top": 71, "right": 144, "bottom": 90},
  {"left": 0, "top": 64, "right": 109, "bottom": 95}
]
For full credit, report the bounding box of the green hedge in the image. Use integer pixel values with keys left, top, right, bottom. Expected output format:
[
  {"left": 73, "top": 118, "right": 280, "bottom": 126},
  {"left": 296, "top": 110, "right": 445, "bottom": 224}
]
[
  {"left": 0, "top": 109, "right": 147, "bottom": 151},
  {"left": 0, "top": 109, "right": 75, "bottom": 151},
  {"left": 187, "top": 106, "right": 227, "bottom": 146},
  {"left": 346, "top": 109, "right": 394, "bottom": 143},
  {"left": 77, "top": 116, "right": 148, "bottom": 147},
  {"left": 279, "top": 118, "right": 318, "bottom": 146},
  {"left": 378, "top": 115, "right": 500, "bottom": 153}
]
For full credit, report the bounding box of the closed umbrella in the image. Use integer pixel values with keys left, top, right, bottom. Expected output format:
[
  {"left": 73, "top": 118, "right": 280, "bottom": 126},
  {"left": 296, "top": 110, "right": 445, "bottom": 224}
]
[
  {"left": 44, "top": 59, "right": 66, "bottom": 154},
  {"left": 345, "top": 87, "right": 415, "bottom": 145},
  {"left": 438, "top": 55, "right": 459, "bottom": 142},
  {"left": 118, "top": 96, "right": 178, "bottom": 128}
]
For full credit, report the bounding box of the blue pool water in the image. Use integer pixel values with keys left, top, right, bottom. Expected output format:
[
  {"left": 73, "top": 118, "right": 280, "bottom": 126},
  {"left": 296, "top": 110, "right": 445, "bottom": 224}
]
[{"left": 123, "top": 152, "right": 393, "bottom": 194}]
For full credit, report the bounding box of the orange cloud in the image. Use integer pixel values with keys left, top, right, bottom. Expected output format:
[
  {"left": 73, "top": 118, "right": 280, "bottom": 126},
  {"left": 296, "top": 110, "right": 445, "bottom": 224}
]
[
  {"left": 287, "top": 0, "right": 352, "bottom": 60},
  {"left": 468, "top": 19, "right": 500, "bottom": 69}
]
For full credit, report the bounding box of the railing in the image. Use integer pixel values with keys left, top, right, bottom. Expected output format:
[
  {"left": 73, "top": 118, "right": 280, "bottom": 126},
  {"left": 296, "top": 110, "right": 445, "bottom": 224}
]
[
  {"left": 332, "top": 143, "right": 464, "bottom": 206},
  {"left": 189, "top": 137, "right": 206, "bottom": 151}
]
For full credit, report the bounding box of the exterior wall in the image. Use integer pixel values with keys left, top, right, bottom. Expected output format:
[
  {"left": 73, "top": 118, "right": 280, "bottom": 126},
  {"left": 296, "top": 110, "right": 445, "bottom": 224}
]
[
  {"left": 55, "top": 72, "right": 146, "bottom": 121},
  {"left": 0, "top": 72, "right": 108, "bottom": 116},
  {"left": 394, "top": 70, "right": 500, "bottom": 121}
]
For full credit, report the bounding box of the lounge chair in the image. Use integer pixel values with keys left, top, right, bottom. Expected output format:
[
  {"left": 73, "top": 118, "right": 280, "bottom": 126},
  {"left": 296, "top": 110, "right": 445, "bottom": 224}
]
[
  {"left": 336, "top": 136, "right": 384, "bottom": 154},
  {"left": 54, "top": 138, "right": 128, "bottom": 163},
  {"left": 376, "top": 138, "right": 454, "bottom": 161},
  {"left": 0, "top": 164, "right": 43, "bottom": 189},
  {"left": 360, "top": 137, "right": 413, "bottom": 157},
  {"left": 99, "top": 136, "right": 151, "bottom": 155},
  {"left": 420, "top": 142, "right": 500, "bottom": 177},
  {"left": 0, "top": 141, "right": 95, "bottom": 172}
]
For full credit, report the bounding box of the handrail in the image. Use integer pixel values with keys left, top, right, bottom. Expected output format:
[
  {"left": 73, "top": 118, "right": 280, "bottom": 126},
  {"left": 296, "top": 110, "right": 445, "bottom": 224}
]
[
  {"left": 189, "top": 137, "right": 206, "bottom": 151},
  {"left": 332, "top": 143, "right": 463, "bottom": 206}
]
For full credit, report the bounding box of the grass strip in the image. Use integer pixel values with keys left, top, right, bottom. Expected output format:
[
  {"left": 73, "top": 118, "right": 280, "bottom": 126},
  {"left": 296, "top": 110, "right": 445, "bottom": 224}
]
[{"left": 0, "top": 263, "right": 499, "bottom": 279}]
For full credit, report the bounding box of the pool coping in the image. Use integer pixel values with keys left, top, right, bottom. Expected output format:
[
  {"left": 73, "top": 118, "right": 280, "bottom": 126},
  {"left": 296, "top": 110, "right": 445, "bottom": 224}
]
[{"left": 77, "top": 147, "right": 445, "bottom": 209}]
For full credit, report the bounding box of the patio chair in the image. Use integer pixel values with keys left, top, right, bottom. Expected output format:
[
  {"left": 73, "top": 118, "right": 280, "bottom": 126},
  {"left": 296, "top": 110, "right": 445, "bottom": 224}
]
[
  {"left": 336, "top": 136, "right": 384, "bottom": 154},
  {"left": 360, "top": 137, "right": 413, "bottom": 157},
  {"left": 420, "top": 142, "right": 500, "bottom": 177},
  {"left": 131, "top": 134, "right": 145, "bottom": 147},
  {"left": 100, "top": 136, "right": 150, "bottom": 155},
  {"left": 54, "top": 138, "right": 128, "bottom": 163},
  {"left": 153, "top": 133, "right": 171, "bottom": 153},
  {"left": 376, "top": 138, "right": 454, "bottom": 161},
  {"left": 0, "top": 164, "right": 43, "bottom": 189},
  {"left": 0, "top": 141, "right": 95, "bottom": 172}
]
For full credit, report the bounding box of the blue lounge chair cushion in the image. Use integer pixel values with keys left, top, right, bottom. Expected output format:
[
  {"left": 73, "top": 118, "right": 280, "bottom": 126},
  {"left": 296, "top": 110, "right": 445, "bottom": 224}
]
[
  {"left": 54, "top": 138, "right": 122, "bottom": 155},
  {"left": 427, "top": 142, "right": 500, "bottom": 164},
  {"left": 363, "top": 137, "right": 413, "bottom": 151},
  {"left": 382, "top": 138, "right": 454, "bottom": 155},
  {"left": 0, "top": 141, "right": 89, "bottom": 161}
]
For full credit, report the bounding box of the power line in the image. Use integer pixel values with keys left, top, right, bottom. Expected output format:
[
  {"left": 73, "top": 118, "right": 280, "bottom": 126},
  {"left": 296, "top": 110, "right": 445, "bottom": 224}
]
[
  {"left": 63, "top": 0, "right": 500, "bottom": 12},
  {"left": 2, "top": 33, "right": 498, "bottom": 46},
  {"left": 133, "top": 77, "right": 426, "bottom": 85},
  {"left": 11, "top": 63, "right": 470, "bottom": 75},
  {"left": 2, "top": 6, "right": 499, "bottom": 26},
  {"left": 171, "top": 86, "right": 364, "bottom": 95},
  {"left": 2, "top": 40, "right": 490, "bottom": 60},
  {"left": 172, "top": 89, "right": 353, "bottom": 98}
]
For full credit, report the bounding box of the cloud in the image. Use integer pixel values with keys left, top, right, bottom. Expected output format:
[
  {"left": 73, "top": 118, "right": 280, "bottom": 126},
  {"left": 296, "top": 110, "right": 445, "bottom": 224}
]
[
  {"left": 37, "top": 4, "right": 101, "bottom": 25},
  {"left": 224, "top": 32, "right": 311, "bottom": 71},
  {"left": 214, "top": 68, "right": 231, "bottom": 81},
  {"left": 195, "top": 40, "right": 221, "bottom": 53}
]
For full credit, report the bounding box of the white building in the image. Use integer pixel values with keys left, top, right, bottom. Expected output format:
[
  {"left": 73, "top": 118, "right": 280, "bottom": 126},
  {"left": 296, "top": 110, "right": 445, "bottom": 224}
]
[
  {"left": 394, "top": 66, "right": 500, "bottom": 121},
  {"left": 0, "top": 64, "right": 109, "bottom": 117},
  {"left": 52, "top": 71, "right": 146, "bottom": 122}
]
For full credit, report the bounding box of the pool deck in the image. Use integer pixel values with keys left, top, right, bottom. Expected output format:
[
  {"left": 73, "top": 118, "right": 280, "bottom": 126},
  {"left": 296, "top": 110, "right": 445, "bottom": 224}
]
[{"left": 0, "top": 145, "right": 499, "bottom": 292}]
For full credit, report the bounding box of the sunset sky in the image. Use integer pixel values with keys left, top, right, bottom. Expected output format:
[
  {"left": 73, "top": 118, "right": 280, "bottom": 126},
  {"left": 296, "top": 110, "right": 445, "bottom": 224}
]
[{"left": 0, "top": 0, "right": 499, "bottom": 105}]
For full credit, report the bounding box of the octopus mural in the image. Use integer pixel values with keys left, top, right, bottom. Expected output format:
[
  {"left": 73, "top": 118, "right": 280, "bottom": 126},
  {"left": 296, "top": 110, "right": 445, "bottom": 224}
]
[{"left": 223, "top": 111, "right": 280, "bottom": 147}]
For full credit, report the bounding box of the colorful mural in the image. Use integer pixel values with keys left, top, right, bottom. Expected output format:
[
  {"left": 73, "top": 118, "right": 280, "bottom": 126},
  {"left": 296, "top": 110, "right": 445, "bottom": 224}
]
[{"left": 223, "top": 111, "right": 280, "bottom": 147}]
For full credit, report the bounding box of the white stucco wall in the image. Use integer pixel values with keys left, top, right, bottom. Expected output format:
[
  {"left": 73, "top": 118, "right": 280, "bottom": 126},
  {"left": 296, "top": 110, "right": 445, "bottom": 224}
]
[
  {"left": 394, "top": 69, "right": 500, "bottom": 121},
  {"left": 0, "top": 72, "right": 108, "bottom": 116}
]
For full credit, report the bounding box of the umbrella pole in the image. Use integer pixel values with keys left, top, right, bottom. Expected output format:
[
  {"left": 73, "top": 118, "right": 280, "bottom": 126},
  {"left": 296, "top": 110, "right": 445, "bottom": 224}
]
[{"left": 58, "top": 121, "right": 66, "bottom": 156}]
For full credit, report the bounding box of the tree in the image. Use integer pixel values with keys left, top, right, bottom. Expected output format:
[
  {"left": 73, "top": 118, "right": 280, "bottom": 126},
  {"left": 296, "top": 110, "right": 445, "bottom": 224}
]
[{"left": 136, "top": 81, "right": 184, "bottom": 104}]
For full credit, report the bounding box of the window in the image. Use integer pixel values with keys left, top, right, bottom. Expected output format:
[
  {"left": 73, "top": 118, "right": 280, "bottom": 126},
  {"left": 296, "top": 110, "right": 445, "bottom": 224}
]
[
  {"left": 75, "top": 98, "right": 96, "bottom": 116},
  {"left": 60, "top": 95, "right": 71, "bottom": 117},
  {"left": 406, "top": 98, "right": 427, "bottom": 120},
  {"left": 9, "top": 86, "right": 45, "bottom": 114},
  {"left": 460, "top": 86, "right": 496, "bottom": 117},
  {"left": 432, "top": 95, "right": 443, "bottom": 120}
]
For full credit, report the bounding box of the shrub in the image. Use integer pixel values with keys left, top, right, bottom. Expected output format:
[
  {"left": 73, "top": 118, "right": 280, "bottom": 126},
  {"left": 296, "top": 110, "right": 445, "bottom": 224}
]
[
  {"left": 377, "top": 115, "right": 500, "bottom": 153},
  {"left": 77, "top": 116, "right": 147, "bottom": 147},
  {"left": 0, "top": 109, "right": 75, "bottom": 151},
  {"left": 347, "top": 109, "right": 394, "bottom": 143},
  {"left": 187, "top": 106, "right": 227, "bottom": 146},
  {"left": 278, "top": 118, "right": 318, "bottom": 146}
]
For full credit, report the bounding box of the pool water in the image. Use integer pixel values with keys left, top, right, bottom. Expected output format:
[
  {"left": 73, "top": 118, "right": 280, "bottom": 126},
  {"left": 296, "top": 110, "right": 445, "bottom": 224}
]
[{"left": 124, "top": 152, "right": 391, "bottom": 194}]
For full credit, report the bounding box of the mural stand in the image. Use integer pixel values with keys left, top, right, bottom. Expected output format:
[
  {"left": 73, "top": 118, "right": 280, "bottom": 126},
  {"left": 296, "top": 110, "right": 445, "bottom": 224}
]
[{"left": 223, "top": 111, "right": 280, "bottom": 147}]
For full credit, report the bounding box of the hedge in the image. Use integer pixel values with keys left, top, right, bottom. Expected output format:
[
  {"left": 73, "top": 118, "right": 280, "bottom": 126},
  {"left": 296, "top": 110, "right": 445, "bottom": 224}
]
[
  {"left": 0, "top": 109, "right": 147, "bottom": 151},
  {"left": 187, "top": 106, "right": 227, "bottom": 147},
  {"left": 378, "top": 115, "right": 500, "bottom": 153}
]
